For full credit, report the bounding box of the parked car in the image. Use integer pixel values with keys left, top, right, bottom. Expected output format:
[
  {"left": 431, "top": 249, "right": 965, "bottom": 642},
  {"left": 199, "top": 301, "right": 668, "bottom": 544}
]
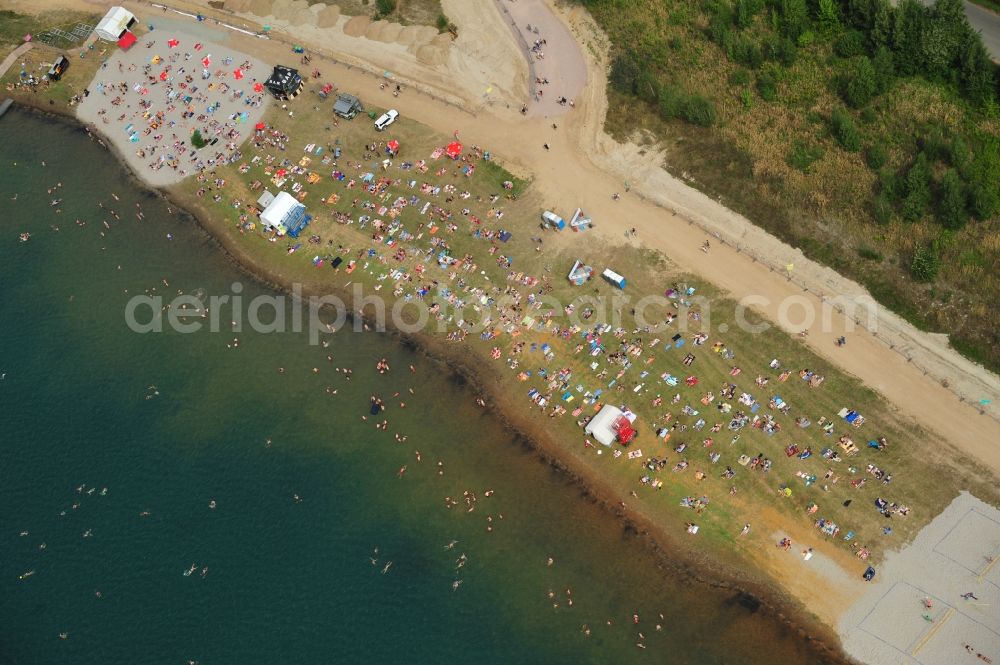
[{"left": 374, "top": 109, "right": 398, "bottom": 131}]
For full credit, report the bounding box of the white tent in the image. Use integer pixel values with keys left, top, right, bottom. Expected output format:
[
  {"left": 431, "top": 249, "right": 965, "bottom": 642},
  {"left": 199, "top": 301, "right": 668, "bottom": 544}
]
[
  {"left": 585, "top": 404, "right": 625, "bottom": 446},
  {"left": 95, "top": 7, "right": 136, "bottom": 41},
  {"left": 260, "top": 191, "right": 308, "bottom": 236}
]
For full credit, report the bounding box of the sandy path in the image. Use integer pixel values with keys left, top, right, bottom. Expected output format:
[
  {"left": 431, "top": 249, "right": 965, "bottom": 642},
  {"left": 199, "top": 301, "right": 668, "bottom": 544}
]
[
  {"left": 492, "top": 0, "right": 587, "bottom": 116},
  {"left": 0, "top": 42, "right": 33, "bottom": 80}
]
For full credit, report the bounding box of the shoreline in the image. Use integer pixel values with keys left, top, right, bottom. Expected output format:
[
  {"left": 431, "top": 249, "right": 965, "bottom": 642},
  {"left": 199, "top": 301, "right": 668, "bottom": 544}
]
[{"left": 8, "top": 99, "right": 855, "bottom": 664}]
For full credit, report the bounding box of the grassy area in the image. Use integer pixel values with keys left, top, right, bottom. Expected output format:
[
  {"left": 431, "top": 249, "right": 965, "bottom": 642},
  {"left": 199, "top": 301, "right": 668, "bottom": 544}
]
[
  {"left": 162, "top": 94, "right": 999, "bottom": 573},
  {"left": 578, "top": 0, "right": 1000, "bottom": 373},
  {"left": 0, "top": 9, "right": 98, "bottom": 50},
  {"left": 2, "top": 37, "right": 109, "bottom": 106}
]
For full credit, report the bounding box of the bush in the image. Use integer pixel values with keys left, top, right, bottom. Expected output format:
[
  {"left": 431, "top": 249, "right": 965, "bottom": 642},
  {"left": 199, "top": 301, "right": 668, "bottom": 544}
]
[
  {"left": 858, "top": 246, "right": 883, "bottom": 260},
  {"left": 728, "top": 69, "right": 751, "bottom": 86},
  {"left": 375, "top": 0, "right": 396, "bottom": 15},
  {"left": 658, "top": 84, "right": 686, "bottom": 120},
  {"left": 830, "top": 107, "right": 860, "bottom": 151},
  {"left": 436, "top": 13, "right": 449, "bottom": 31},
  {"left": 865, "top": 144, "right": 887, "bottom": 170},
  {"left": 834, "top": 30, "right": 866, "bottom": 58},
  {"left": 871, "top": 194, "right": 893, "bottom": 224},
  {"left": 682, "top": 95, "right": 717, "bottom": 126},
  {"left": 910, "top": 242, "right": 940, "bottom": 282},
  {"left": 609, "top": 52, "right": 641, "bottom": 94},
  {"left": 843, "top": 56, "right": 876, "bottom": 107},
  {"left": 787, "top": 141, "right": 824, "bottom": 172},
  {"left": 736, "top": 0, "right": 763, "bottom": 27},
  {"left": 191, "top": 129, "right": 207, "bottom": 148},
  {"left": 780, "top": 0, "right": 809, "bottom": 39},
  {"left": 969, "top": 183, "right": 999, "bottom": 220},
  {"left": 757, "top": 70, "right": 778, "bottom": 100},
  {"left": 936, "top": 168, "right": 967, "bottom": 229},
  {"left": 901, "top": 153, "right": 932, "bottom": 221}
]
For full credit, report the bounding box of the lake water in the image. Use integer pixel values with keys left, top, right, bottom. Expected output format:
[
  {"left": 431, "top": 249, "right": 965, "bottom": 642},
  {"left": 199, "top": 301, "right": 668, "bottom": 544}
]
[{"left": 0, "top": 107, "right": 837, "bottom": 664}]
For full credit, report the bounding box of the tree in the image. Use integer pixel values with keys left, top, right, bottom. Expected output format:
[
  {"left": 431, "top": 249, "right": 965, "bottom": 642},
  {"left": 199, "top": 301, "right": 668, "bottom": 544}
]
[
  {"left": 609, "top": 52, "right": 641, "bottom": 94},
  {"left": 191, "top": 129, "right": 207, "bottom": 148},
  {"left": 958, "top": 32, "right": 997, "bottom": 107},
  {"left": 869, "top": 0, "right": 894, "bottom": 48},
  {"left": 892, "top": 0, "right": 926, "bottom": 76},
  {"left": 816, "top": 0, "right": 841, "bottom": 34},
  {"left": 871, "top": 46, "right": 895, "bottom": 94},
  {"left": 834, "top": 31, "right": 866, "bottom": 58},
  {"left": 901, "top": 152, "right": 932, "bottom": 221},
  {"left": 780, "top": 0, "right": 809, "bottom": 40},
  {"left": 936, "top": 169, "right": 967, "bottom": 229},
  {"left": 843, "top": 56, "right": 877, "bottom": 107}
]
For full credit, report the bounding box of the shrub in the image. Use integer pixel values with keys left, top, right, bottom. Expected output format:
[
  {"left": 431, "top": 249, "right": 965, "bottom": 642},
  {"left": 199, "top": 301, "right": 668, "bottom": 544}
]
[
  {"left": 375, "top": 0, "right": 396, "bottom": 15},
  {"left": 609, "top": 52, "right": 641, "bottom": 94},
  {"left": 871, "top": 46, "right": 895, "bottom": 93},
  {"left": 936, "top": 168, "right": 967, "bottom": 229},
  {"left": 736, "top": 0, "right": 763, "bottom": 27},
  {"left": 901, "top": 153, "right": 932, "bottom": 221},
  {"left": 830, "top": 107, "right": 860, "bottom": 151},
  {"left": 969, "top": 183, "right": 999, "bottom": 220},
  {"left": 796, "top": 30, "right": 815, "bottom": 47},
  {"left": 728, "top": 69, "right": 751, "bottom": 86},
  {"left": 858, "top": 246, "right": 883, "bottom": 260},
  {"left": 787, "top": 141, "right": 824, "bottom": 172},
  {"left": 843, "top": 56, "right": 876, "bottom": 107},
  {"left": 191, "top": 129, "right": 207, "bottom": 148},
  {"left": 436, "top": 13, "right": 449, "bottom": 31},
  {"left": 682, "top": 95, "right": 717, "bottom": 126},
  {"left": 871, "top": 194, "right": 893, "bottom": 224},
  {"left": 757, "top": 70, "right": 778, "bottom": 100},
  {"left": 834, "top": 30, "right": 866, "bottom": 58},
  {"left": 865, "top": 144, "right": 887, "bottom": 170},
  {"left": 658, "top": 84, "right": 686, "bottom": 119},
  {"left": 910, "top": 242, "right": 940, "bottom": 282},
  {"left": 780, "top": 0, "right": 809, "bottom": 39}
]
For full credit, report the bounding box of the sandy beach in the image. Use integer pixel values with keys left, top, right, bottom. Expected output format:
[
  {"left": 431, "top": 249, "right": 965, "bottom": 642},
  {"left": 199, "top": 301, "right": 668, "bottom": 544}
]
[
  {"left": 3, "top": 0, "right": 998, "bottom": 661},
  {"left": 76, "top": 27, "right": 269, "bottom": 187}
]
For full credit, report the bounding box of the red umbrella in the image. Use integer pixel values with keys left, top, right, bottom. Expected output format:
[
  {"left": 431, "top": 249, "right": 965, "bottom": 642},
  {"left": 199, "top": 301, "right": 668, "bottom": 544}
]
[
  {"left": 445, "top": 141, "right": 462, "bottom": 159},
  {"left": 255, "top": 122, "right": 266, "bottom": 130},
  {"left": 201, "top": 55, "right": 211, "bottom": 68},
  {"left": 387, "top": 139, "right": 400, "bottom": 152},
  {"left": 253, "top": 82, "right": 264, "bottom": 93},
  {"left": 233, "top": 68, "right": 244, "bottom": 80},
  {"left": 159, "top": 70, "right": 168, "bottom": 81},
  {"left": 167, "top": 38, "right": 179, "bottom": 48}
]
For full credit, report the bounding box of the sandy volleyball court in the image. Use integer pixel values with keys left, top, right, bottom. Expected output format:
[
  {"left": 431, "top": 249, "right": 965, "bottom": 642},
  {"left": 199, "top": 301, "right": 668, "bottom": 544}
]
[
  {"left": 839, "top": 492, "right": 1000, "bottom": 665},
  {"left": 76, "top": 28, "right": 270, "bottom": 186}
]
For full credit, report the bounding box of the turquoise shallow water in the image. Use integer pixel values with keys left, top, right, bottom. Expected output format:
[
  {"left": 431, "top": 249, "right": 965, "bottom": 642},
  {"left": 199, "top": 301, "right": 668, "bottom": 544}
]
[{"left": 0, "top": 107, "right": 835, "bottom": 665}]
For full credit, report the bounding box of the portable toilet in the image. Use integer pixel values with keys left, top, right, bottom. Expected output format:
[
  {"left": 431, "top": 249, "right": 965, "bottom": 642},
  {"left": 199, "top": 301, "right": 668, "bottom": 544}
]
[
  {"left": 601, "top": 268, "right": 626, "bottom": 289},
  {"left": 541, "top": 210, "right": 565, "bottom": 230}
]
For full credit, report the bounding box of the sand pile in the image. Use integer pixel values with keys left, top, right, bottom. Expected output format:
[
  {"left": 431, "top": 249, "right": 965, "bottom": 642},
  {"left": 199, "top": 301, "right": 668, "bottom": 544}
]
[
  {"left": 315, "top": 4, "right": 340, "bottom": 28},
  {"left": 373, "top": 21, "right": 403, "bottom": 43},
  {"left": 342, "top": 15, "right": 370, "bottom": 37},
  {"left": 415, "top": 42, "right": 448, "bottom": 65},
  {"left": 287, "top": 0, "right": 314, "bottom": 25},
  {"left": 394, "top": 24, "right": 422, "bottom": 46},
  {"left": 247, "top": 0, "right": 271, "bottom": 17},
  {"left": 269, "top": 0, "right": 293, "bottom": 20}
]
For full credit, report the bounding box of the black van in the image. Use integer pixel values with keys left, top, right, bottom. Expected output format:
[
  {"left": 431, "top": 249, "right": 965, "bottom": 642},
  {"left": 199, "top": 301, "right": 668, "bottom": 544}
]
[{"left": 48, "top": 56, "right": 69, "bottom": 81}]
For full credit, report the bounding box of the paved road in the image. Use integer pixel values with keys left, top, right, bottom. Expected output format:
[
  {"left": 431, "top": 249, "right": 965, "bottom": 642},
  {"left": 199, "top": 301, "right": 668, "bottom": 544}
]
[{"left": 964, "top": 1, "right": 1000, "bottom": 61}]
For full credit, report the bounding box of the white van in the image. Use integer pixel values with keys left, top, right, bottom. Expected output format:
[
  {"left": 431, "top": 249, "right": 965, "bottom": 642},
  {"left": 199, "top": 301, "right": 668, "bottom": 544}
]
[{"left": 374, "top": 109, "right": 399, "bottom": 131}]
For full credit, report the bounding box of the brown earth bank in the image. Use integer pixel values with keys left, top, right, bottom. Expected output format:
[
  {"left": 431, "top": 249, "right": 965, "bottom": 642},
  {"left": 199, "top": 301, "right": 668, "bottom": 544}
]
[{"left": 6, "top": 98, "right": 856, "bottom": 665}]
